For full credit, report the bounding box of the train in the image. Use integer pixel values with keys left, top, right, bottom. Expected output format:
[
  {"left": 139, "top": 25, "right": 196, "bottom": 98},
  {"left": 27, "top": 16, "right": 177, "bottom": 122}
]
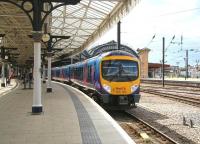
[{"left": 52, "top": 50, "right": 141, "bottom": 110}]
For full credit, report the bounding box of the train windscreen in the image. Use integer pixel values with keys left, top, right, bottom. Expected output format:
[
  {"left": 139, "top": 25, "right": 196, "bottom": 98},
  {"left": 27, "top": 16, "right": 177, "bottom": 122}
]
[{"left": 102, "top": 60, "right": 138, "bottom": 82}]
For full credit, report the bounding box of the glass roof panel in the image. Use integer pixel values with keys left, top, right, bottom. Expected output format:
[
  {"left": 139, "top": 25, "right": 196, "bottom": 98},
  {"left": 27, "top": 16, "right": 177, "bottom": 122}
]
[{"left": 50, "top": 0, "right": 139, "bottom": 60}]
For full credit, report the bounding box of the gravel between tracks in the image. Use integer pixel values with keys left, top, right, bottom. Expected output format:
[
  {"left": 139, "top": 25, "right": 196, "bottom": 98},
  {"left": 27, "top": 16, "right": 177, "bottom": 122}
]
[{"left": 127, "top": 92, "right": 200, "bottom": 144}]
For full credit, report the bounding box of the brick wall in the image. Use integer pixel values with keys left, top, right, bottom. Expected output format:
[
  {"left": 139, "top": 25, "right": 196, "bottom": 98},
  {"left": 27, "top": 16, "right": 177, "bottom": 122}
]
[{"left": 137, "top": 48, "right": 150, "bottom": 78}]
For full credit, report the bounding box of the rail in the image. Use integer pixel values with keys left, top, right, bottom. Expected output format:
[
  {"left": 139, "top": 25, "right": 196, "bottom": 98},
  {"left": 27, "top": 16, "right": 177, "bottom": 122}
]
[
  {"left": 141, "top": 79, "right": 200, "bottom": 88},
  {"left": 108, "top": 110, "right": 179, "bottom": 144}
]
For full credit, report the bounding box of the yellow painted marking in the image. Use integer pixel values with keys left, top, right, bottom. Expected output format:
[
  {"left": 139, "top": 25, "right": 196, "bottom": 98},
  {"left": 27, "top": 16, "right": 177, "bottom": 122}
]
[
  {"left": 140, "top": 132, "right": 150, "bottom": 141},
  {"left": 102, "top": 55, "right": 139, "bottom": 62}
]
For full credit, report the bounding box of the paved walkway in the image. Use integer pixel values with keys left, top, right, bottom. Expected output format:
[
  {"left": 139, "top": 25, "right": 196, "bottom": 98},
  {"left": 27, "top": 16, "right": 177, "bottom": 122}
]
[
  {"left": 0, "top": 81, "right": 133, "bottom": 144},
  {"left": 0, "top": 79, "right": 17, "bottom": 98},
  {"left": 0, "top": 82, "right": 82, "bottom": 144}
]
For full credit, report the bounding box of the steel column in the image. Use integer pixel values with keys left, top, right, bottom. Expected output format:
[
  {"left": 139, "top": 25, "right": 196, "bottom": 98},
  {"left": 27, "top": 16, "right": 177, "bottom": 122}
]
[
  {"left": 162, "top": 37, "right": 165, "bottom": 87},
  {"left": 1, "top": 62, "right": 5, "bottom": 87},
  {"left": 42, "top": 64, "right": 46, "bottom": 83},
  {"left": 185, "top": 50, "right": 188, "bottom": 79},
  {"left": 32, "top": 42, "right": 42, "bottom": 113},
  {"left": 47, "top": 54, "right": 52, "bottom": 92},
  {"left": 7, "top": 64, "right": 10, "bottom": 85},
  {"left": 117, "top": 21, "right": 121, "bottom": 50}
]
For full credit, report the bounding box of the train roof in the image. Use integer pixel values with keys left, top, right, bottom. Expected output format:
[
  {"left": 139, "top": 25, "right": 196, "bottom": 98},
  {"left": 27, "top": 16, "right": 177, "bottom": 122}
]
[
  {"left": 99, "top": 50, "right": 139, "bottom": 59},
  {"left": 88, "top": 41, "right": 139, "bottom": 58}
]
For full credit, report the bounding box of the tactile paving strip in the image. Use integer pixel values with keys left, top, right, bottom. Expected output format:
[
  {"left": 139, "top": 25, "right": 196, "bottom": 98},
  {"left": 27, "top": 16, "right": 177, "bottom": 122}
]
[{"left": 62, "top": 85, "right": 102, "bottom": 144}]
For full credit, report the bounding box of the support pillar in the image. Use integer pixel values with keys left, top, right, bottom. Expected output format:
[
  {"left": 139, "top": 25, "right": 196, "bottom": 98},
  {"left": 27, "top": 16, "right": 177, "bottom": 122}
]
[
  {"left": 17, "top": 66, "right": 20, "bottom": 79},
  {"left": 162, "top": 37, "right": 165, "bottom": 87},
  {"left": 16, "top": 66, "right": 18, "bottom": 78},
  {"left": 71, "top": 57, "right": 73, "bottom": 64},
  {"left": 42, "top": 64, "right": 46, "bottom": 83},
  {"left": 1, "top": 62, "right": 5, "bottom": 87},
  {"left": 7, "top": 64, "right": 11, "bottom": 85},
  {"left": 186, "top": 50, "right": 188, "bottom": 79},
  {"left": 117, "top": 21, "right": 121, "bottom": 50},
  {"left": 32, "top": 40, "right": 42, "bottom": 113},
  {"left": 47, "top": 53, "right": 52, "bottom": 92}
]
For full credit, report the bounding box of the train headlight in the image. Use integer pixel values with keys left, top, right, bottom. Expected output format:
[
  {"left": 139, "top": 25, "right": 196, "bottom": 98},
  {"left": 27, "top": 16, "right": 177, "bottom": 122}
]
[
  {"left": 103, "top": 84, "right": 111, "bottom": 93},
  {"left": 131, "top": 85, "right": 138, "bottom": 93}
]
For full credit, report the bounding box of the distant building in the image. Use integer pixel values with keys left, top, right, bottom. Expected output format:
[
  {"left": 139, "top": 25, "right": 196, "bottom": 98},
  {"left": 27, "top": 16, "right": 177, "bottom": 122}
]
[
  {"left": 148, "top": 63, "right": 170, "bottom": 78},
  {"left": 137, "top": 48, "right": 150, "bottom": 78},
  {"left": 189, "top": 65, "right": 200, "bottom": 78},
  {"left": 180, "top": 65, "right": 200, "bottom": 78},
  {"left": 137, "top": 47, "right": 200, "bottom": 79},
  {"left": 167, "top": 65, "right": 180, "bottom": 78}
]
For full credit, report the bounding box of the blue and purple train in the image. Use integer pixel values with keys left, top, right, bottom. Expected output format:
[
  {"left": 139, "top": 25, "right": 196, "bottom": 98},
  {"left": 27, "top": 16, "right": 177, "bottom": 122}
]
[{"left": 52, "top": 50, "right": 141, "bottom": 110}]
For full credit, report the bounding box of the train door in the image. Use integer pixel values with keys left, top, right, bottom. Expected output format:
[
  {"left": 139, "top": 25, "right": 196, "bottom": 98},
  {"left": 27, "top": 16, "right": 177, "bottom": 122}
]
[
  {"left": 61, "top": 69, "right": 64, "bottom": 80},
  {"left": 87, "top": 65, "right": 92, "bottom": 84},
  {"left": 93, "top": 62, "right": 96, "bottom": 84},
  {"left": 83, "top": 63, "right": 87, "bottom": 85},
  {"left": 64, "top": 67, "right": 68, "bottom": 80},
  {"left": 91, "top": 63, "right": 95, "bottom": 84}
]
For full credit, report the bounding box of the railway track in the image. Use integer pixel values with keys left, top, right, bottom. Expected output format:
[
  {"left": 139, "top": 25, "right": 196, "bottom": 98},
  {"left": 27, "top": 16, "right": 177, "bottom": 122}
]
[
  {"left": 141, "top": 88, "right": 200, "bottom": 107},
  {"left": 141, "top": 79, "right": 200, "bottom": 107},
  {"left": 141, "top": 85, "right": 200, "bottom": 95},
  {"left": 141, "top": 79, "right": 200, "bottom": 88},
  {"left": 109, "top": 110, "right": 178, "bottom": 144}
]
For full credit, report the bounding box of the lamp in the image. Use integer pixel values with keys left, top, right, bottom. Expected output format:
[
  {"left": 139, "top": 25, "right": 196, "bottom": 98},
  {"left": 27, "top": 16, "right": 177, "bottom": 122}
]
[
  {"left": 42, "top": 34, "right": 50, "bottom": 42},
  {"left": 22, "top": 1, "right": 33, "bottom": 12},
  {"left": 5, "top": 55, "right": 8, "bottom": 60},
  {"left": 0, "top": 34, "right": 5, "bottom": 46}
]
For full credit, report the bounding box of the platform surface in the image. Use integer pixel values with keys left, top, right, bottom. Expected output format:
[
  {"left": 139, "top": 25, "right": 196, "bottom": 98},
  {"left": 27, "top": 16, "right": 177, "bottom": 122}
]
[{"left": 0, "top": 80, "right": 135, "bottom": 144}]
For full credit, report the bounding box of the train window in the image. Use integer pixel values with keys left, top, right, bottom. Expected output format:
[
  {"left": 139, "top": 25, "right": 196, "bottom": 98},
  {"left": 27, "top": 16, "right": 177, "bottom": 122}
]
[
  {"left": 77, "top": 68, "right": 79, "bottom": 79},
  {"left": 78, "top": 67, "right": 81, "bottom": 80},
  {"left": 74, "top": 68, "right": 77, "bottom": 79},
  {"left": 102, "top": 60, "right": 138, "bottom": 82},
  {"left": 71, "top": 68, "right": 73, "bottom": 78},
  {"left": 87, "top": 65, "right": 92, "bottom": 82},
  {"left": 81, "top": 68, "right": 83, "bottom": 80},
  {"left": 93, "top": 65, "right": 95, "bottom": 81},
  {"left": 80, "top": 67, "right": 83, "bottom": 80},
  {"left": 74, "top": 67, "right": 84, "bottom": 80},
  {"left": 69, "top": 68, "right": 71, "bottom": 77},
  {"left": 76, "top": 68, "right": 78, "bottom": 79},
  {"left": 56, "top": 69, "right": 60, "bottom": 77}
]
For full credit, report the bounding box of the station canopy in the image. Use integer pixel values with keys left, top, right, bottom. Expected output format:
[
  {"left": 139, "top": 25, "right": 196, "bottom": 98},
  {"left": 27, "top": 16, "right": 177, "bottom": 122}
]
[{"left": 0, "top": 0, "right": 140, "bottom": 65}]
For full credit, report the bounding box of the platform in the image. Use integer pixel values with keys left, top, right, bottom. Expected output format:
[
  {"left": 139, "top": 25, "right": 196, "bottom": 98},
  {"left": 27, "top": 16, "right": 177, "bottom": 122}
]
[
  {"left": 0, "top": 80, "right": 135, "bottom": 144},
  {"left": 0, "top": 79, "right": 17, "bottom": 98}
]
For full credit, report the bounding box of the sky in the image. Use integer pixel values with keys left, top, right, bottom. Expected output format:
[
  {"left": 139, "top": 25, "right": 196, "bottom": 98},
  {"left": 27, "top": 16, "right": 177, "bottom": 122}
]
[{"left": 89, "top": 0, "right": 200, "bottom": 67}]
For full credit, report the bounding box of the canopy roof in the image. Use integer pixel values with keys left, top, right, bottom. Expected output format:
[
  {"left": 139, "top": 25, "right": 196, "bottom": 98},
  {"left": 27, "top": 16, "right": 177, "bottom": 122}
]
[{"left": 0, "top": 0, "right": 140, "bottom": 65}]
